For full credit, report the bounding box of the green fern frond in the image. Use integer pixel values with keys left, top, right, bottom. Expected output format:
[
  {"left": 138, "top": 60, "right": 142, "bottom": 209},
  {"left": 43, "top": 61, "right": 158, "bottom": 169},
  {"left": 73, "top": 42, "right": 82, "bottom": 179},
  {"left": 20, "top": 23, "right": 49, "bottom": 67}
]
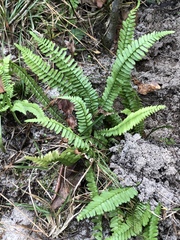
[
  {"left": 60, "top": 96, "right": 93, "bottom": 135},
  {"left": 26, "top": 148, "right": 82, "bottom": 167},
  {"left": 107, "top": 202, "right": 151, "bottom": 240},
  {"left": 101, "top": 30, "right": 174, "bottom": 112},
  {"left": 86, "top": 165, "right": 99, "bottom": 198},
  {"left": 107, "top": 210, "right": 130, "bottom": 240},
  {"left": 142, "top": 204, "right": 161, "bottom": 240},
  {"left": 92, "top": 215, "right": 103, "bottom": 240},
  {"left": 117, "top": 0, "right": 140, "bottom": 54},
  {"left": 33, "top": 117, "right": 89, "bottom": 149},
  {"left": 10, "top": 62, "right": 63, "bottom": 122},
  {"left": 12, "top": 100, "right": 45, "bottom": 118},
  {"left": 77, "top": 187, "right": 138, "bottom": 221},
  {"left": 126, "top": 202, "right": 151, "bottom": 234},
  {"left": 104, "top": 112, "right": 122, "bottom": 127},
  {"left": 15, "top": 44, "right": 67, "bottom": 89},
  {"left": 0, "top": 56, "right": 14, "bottom": 99},
  {"left": 28, "top": 32, "right": 99, "bottom": 114},
  {"left": 85, "top": 163, "right": 103, "bottom": 239},
  {"left": 12, "top": 100, "right": 89, "bottom": 149},
  {"left": 119, "top": 78, "right": 143, "bottom": 112},
  {"left": 98, "top": 105, "right": 165, "bottom": 137},
  {"left": 0, "top": 103, "right": 9, "bottom": 112}
]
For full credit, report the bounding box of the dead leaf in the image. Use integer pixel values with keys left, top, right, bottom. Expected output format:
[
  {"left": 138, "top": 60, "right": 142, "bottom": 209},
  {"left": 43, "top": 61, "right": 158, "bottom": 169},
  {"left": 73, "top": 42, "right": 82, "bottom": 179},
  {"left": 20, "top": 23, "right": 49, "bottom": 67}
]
[
  {"left": 51, "top": 165, "right": 83, "bottom": 210},
  {"left": 81, "top": 0, "right": 107, "bottom": 8},
  {"left": 56, "top": 99, "right": 77, "bottom": 129},
  {"left": 133, "top": 78, "right": 161, "bottom": 95},
  {"left": 98, "top": 108, "right": 112, "bottom": 116},
  {"left": 74, "top": 149, "right": 82, "bottom": 155},
  {"left": 66, "top": 115, "right": 77, "bottom": 130},
  {"left": 95, "top": 0, "right": 107, "bottom": 8},
  {"left": 57, "top": 99, "right": 74, "bottom": 115},
  {"left": 64, "top": 38, "right": 76, "bottom": 56},
  {"left": 138, "top": 82, "right": 161, "bottom": 95},
  {"left": 0, "top": 78, "right": 6, "bottom": 94}
]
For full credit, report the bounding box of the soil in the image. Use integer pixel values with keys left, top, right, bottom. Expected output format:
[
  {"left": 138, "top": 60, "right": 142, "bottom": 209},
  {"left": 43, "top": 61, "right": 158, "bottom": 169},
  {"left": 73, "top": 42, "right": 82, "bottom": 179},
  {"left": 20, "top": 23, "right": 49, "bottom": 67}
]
[{"left": 0, "top": 1, "right": 180, "bottom": 239}]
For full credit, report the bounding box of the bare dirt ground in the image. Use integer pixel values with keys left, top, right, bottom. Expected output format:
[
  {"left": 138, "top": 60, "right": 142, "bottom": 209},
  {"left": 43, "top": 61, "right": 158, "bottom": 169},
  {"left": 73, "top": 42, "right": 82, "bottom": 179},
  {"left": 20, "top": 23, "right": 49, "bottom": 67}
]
[{"left": 0, "top": 1, "right": 179, "bottom": 239}]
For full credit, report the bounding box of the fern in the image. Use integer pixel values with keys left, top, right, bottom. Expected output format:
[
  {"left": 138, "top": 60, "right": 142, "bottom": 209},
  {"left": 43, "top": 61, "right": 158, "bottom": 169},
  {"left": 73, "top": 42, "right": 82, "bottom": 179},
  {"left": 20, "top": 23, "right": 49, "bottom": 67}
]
[
  {"left": 10, "top": 62, "right": 63, "bottom": 122},
  {"left": 85, "top": 164, "right": 103, "bottom": 240},
  {"left": 116, "top": 0, "right": 142, "bottom": 116},
  {"left": 28, "top": 31, "right": 99, "bottom": 113},
  {"left": 86, "top": 164, "right": 99, "bottom": 198},
  {"left": 92, "top": 215, "right": 103, "bottom": 240},
  {"left": 0, "top": 57, "right": 14, "bottom": 99},
  {"left": 33, "top": 117, "right": 89, "bottom": 149},
  {"left": 77, "top": 187, "right": 138, "bottom": 221},
  {"left": 60, "top": 96, "right": 93, "bottom": 135},
  {"left": 0, "top": 1, "right": 173, "bottom": 238},
  {"left": 99, "top": 105, "right": 165, "bottom": 137},
  {"left": 107, "top": 202, "right": 151, "bottom": 240},
  {"left": 26, "top": 148, "right": 82, "bottom": 167},
  {"left": 142, "top": 204, "right": 161, "bottom": 240},
  {"left": 12, "top": 100, "right": 90, "bottom": 150},
  {"left": 117, "top": 0, "right": 140, "bottom": 54},
  {"left": 101, "top": 31, "right": 174, "bottom": 113},
  {"left": 0, "top": 57, "right": 14, "bottom": 111}
]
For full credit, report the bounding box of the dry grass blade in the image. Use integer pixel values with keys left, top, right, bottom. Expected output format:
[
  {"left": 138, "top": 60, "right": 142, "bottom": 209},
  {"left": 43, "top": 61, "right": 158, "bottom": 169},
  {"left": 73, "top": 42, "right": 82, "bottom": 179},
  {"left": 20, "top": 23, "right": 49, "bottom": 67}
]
[{"left": 0, "top": 193, "right": 49, "bottom": 238}]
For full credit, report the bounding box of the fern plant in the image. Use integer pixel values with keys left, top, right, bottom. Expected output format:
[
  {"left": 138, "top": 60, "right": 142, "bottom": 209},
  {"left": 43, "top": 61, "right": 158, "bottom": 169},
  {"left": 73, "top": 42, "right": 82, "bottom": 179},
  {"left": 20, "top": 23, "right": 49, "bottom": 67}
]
[{"left": 0, "top": 0, "right": 173, "bottom": 238}]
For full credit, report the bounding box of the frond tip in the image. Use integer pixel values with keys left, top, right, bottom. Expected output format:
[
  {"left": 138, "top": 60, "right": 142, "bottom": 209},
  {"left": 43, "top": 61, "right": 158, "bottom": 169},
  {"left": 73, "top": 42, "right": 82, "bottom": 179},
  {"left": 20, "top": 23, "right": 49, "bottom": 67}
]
[{"left": 98, "top": 105, "right": 166, "bottom": 137}]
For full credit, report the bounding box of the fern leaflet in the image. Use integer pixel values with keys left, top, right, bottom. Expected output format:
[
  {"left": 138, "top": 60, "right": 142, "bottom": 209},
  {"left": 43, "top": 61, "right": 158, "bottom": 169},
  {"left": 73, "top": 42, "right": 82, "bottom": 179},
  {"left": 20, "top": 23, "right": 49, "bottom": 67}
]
[{"left": 86, "top": 164, "right": 99, "bottom": 198}]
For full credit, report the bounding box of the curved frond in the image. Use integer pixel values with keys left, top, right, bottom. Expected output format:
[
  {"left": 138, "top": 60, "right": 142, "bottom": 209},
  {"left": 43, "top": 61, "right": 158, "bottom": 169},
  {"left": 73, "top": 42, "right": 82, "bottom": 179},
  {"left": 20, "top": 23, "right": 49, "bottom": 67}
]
[
  {"left": 26, "top": 148, "right": 82, "bottom": 167},
  {"left": 15, "top": 44, "right": 67, "bottom": 89},
  {"left": 10, "top": 62, "right": 63, "bottom": 122},
  {"left": 12, "top": 100, "right": 89, "bottom": 149},
  {"left": 34, "top": 117, "right": 89, "bottom": 149},
  {"left": 77, "top": 187, "right": 137, "bottom": 221},
  {"left": 28, "top": 32, "right": 99, "bottom": 113},
  {"left": 117, "top": 0, "right": 140, "bottom": 54},
  {"left": 26, "top": 150, "right": 61, "bottom": 167},
  {"left": 98, "top": 105, "right": 165, "bottom": 137},
  {"left": 60, "top": 96, "right": 93, "bottom": 135},
  {"left": 12, "top": 100, "right": 45, "bottom": 118},
  {"left": 101, "top": 31, "right": 174, "bottom": 112}
]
